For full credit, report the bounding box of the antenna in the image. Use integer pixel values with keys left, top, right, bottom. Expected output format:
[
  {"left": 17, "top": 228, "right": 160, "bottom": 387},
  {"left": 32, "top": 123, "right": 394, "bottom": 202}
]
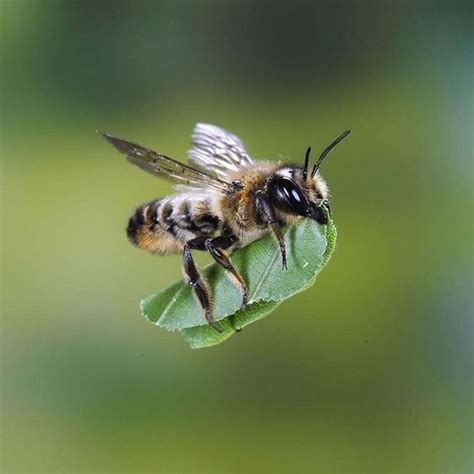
[
  {"left": 303, "top": 146, "right": 311, "bottom": 181},
  {"left": 311, "top": 129, "right": 351, "bottom": 178}
]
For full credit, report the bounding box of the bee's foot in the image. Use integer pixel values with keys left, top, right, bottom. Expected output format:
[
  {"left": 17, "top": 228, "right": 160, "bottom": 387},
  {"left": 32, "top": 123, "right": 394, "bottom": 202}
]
[{"left": 209, "top": 320, "right": 224, "bottom": 333}]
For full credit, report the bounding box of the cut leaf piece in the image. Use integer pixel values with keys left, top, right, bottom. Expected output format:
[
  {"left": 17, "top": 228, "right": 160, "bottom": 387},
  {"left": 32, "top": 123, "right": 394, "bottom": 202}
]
[
  {"left": 181, "top": 300, "right": 282, "bottom": 349},
  {"left": 141, "top": 216, "right": 337, "bottom": 347}
]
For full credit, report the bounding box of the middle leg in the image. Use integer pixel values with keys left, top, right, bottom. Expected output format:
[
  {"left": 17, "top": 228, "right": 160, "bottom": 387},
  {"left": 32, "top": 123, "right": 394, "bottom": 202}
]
[
  {"left": 183, "top": 241, "right": 222, "bottom": 332},
  {"left": 205, "top": 236, "right": 248, "bottom": 307},
  {"left": 187, "top": 235, "right": 248, "bottom": 307}
]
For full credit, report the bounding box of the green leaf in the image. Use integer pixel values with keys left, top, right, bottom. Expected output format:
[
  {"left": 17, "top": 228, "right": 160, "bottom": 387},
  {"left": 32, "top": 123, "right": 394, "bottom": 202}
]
[
  {"left": 141, "top": 216, "right": 337, "bottom": 348},
  {"left": 180, "top": 300, "right": 282, "bottom": 349}
]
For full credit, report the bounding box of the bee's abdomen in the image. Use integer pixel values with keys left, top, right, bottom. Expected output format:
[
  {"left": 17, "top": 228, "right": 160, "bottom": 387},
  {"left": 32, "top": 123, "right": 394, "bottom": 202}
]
[
  {"left": 127, "top": 194, "right": 221, "bottom": 255},
  {"left": 126, "top": 204, "right": 146, "bottom": 246}
]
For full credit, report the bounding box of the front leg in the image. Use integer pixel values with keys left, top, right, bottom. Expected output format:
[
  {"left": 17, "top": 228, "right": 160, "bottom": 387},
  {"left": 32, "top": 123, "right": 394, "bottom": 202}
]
[{"left": 254, "top": 190, "right": 287, "bottom": 269}]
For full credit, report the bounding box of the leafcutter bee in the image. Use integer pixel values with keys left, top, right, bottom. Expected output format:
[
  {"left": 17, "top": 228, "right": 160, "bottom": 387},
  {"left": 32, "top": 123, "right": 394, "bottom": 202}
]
[{"left": 101, "top": 124, "right": 350, "bottom": 331}]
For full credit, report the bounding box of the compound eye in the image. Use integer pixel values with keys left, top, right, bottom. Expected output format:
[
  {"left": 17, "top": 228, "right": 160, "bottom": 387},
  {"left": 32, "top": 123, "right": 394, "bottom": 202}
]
[{"left": 269, "top": 177, "right": 310, "bottom": 216}]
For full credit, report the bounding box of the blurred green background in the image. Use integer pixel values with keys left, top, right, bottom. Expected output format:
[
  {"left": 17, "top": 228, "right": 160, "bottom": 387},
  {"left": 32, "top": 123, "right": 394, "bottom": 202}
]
[{"left": 1, "top": 1, "right": 472, "bottom": 473}]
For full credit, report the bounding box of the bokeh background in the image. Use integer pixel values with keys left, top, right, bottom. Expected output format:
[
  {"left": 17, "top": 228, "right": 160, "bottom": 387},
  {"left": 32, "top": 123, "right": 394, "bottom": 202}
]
[{"left": 1, "top": 1, "right": 472, "bottom": 473}]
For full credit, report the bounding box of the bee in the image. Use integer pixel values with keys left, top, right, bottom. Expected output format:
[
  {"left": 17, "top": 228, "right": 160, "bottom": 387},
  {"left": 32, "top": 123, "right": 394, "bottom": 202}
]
[{"left": 101, "top": 124, "right": 350, "bottom": 332}]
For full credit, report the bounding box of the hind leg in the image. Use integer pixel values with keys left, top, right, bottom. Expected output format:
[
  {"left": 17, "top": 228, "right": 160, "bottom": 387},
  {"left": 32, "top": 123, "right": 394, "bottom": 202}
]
[
  {"left": 186, "top": 235, "right": 247, "bottom": 333},
  {"left": 204, "top": 236, "right": 248, "bottom": 307},
  {"left": 187, "top": 235, "right": 247, "bottom": 307},
  {"left": 183, "top": 242, "right": 222, "bottom": 332}
]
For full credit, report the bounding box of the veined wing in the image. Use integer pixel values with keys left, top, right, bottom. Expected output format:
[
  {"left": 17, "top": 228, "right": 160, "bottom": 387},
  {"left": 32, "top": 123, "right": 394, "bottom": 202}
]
[
  {"left": 188, "top": 123, "right": 254, "bottom": 178},
  {"left": 100, "top": 132, "right": 232, "bottom": 193}
]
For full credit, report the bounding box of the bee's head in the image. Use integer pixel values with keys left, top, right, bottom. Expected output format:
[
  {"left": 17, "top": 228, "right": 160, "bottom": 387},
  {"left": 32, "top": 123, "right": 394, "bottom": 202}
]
[{"left": 268, "top": 130, "right": 350, "bottom": 224}]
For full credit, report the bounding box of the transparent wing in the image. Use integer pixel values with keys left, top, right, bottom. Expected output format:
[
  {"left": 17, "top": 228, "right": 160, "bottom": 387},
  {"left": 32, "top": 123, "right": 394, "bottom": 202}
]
[
  {"left": 101, "top": 132, "right": 232, "bottom": 193},
  {"left": 188, "top": 123, "right": 254, "bottom": 178}
]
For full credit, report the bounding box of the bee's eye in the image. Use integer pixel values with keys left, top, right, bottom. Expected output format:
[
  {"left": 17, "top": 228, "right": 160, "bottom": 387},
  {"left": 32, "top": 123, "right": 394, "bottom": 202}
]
[{"left": 268, "top": 177, "right": 310, "bottom": 216}]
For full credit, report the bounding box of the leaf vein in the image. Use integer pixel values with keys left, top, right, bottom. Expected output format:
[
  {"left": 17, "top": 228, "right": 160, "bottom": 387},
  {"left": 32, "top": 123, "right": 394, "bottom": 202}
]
[
  {"left": 248, "top": 241, "right": 282, "bottom": 302},
  {"left": 158, "top": 284, "right": 186, "bottom": 327}
]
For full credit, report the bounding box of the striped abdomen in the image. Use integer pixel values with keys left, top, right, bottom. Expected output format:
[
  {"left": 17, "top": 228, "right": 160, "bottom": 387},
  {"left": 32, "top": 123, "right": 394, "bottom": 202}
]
[{"left": 126, "top": 193, "right": 222, "bottom": 255}]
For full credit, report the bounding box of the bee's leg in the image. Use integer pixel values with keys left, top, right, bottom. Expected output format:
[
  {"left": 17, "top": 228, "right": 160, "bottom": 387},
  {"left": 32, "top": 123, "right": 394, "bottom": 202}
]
[
  {"left": 205, "top": 236, "right": 248, "bottom": 308},
  {"left": 206, "top": 236, "right": 247, "bottom": 333},
  {"left": 255, "top": 190, "right": 287, "bottom": 269},
  {"left": 183, "top": 241, "right": 222, "bottom": 333}
]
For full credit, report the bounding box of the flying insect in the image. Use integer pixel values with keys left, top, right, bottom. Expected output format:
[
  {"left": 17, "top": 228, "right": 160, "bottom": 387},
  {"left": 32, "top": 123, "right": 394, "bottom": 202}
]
[{"left": 101, "top": 124, "right": 350, "bottom": 331}]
